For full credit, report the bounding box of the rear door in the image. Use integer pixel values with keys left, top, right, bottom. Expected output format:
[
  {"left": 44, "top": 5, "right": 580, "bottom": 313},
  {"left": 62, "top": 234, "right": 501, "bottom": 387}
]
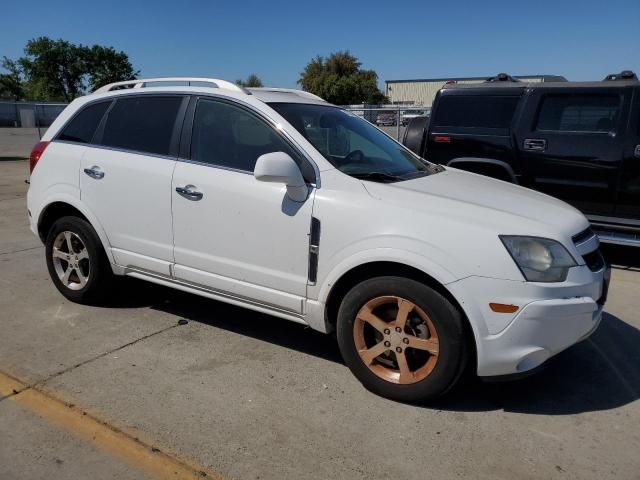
[
  {"left": 80, "top": 94, "right": 187, "bottom": 275},
  {"left": 515, "top": 86, "right": 630, "bottom": 215}
]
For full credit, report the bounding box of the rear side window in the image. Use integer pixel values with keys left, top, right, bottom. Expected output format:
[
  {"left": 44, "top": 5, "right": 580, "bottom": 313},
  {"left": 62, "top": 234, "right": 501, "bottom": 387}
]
[
  {"left": 100, "top": 96, "right": 183, "bottom": 156},
  {"left": 432, "top": 95, "right": 519, "bottom": 129},
  {"left": 191, "top": 99, "right": 313, "bottom": 180},
  {"left": 536, "top": 94, "right": 620, "bottom": 132},
  {"left": 58, "top": 102, "right": 110, "bottom": 144}
]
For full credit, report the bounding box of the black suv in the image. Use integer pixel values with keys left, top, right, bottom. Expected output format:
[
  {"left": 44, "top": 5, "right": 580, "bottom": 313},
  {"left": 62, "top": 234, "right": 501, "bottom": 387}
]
[{"left": 403, "top": 71, "right": 640, "bottom": 246}]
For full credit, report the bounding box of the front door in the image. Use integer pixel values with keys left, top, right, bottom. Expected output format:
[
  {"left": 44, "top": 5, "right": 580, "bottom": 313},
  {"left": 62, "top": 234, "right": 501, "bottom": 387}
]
[
  {"left": 171, "top": 97, "right": 315, "bottom": 314},
  {"left": 515, "top": 87, "right": 630, "bottom": 216}
]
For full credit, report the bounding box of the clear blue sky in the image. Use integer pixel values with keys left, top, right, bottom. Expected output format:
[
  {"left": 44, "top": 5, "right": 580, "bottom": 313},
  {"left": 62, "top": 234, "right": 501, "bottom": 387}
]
[{"left": 2, "top": 0, "right": 639, "bottom": 87}]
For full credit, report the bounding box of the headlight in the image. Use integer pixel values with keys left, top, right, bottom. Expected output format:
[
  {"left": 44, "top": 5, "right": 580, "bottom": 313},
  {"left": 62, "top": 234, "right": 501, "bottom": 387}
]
[{"left": 500, "top": 236, "right": 577, "bottom": 282}]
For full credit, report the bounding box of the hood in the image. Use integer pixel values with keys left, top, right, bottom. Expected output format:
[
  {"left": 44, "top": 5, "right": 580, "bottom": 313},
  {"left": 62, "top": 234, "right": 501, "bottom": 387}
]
[{"left": 363, "top": 167, "right": 589, "bottom": 240}]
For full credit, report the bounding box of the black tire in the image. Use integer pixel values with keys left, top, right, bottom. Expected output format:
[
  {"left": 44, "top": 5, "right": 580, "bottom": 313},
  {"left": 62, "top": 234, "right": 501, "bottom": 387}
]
[
  {"left": 45, "top": 216, "right": 115, "bottom": 304},
  {"left": 336, "top": 276, "right": 469, "bottom": 403}
]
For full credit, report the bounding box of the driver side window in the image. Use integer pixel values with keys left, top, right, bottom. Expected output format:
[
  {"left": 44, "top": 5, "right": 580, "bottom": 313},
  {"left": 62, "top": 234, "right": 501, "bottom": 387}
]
[{"left": 190, "top": 99, "right": 314, "bottom": 181}]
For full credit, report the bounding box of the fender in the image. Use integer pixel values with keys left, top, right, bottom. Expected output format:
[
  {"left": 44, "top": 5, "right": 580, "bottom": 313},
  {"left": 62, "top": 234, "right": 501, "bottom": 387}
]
[
  {"left": 447, "top": 157, "right": 518, "bottom": 184},
  {"left": 304, "top": 245, "right": 472, "bottom": 334},
  {"left": 35, "top": 191, "right": 117, "bottom": 267},
  {"left": 314, "top": 246, "right": 461, "bottom": 306},
  {"left": 305, "top": 246, "right": 486, "bottom": 357}
]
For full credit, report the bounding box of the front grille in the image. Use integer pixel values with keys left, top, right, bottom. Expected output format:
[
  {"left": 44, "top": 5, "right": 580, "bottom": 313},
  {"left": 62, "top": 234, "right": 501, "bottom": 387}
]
[
  {"left": 583, "top": 249, "right": 605, "bottom": 272},
  {"left": 572, "top": 227, "right": 596, "bottom": 246}
]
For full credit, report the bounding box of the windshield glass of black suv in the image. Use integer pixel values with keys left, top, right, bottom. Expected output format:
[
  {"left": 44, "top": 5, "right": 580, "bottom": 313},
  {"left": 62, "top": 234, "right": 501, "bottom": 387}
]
[{"left": 270, "top": 103, "right": 433, "bottom": 182}]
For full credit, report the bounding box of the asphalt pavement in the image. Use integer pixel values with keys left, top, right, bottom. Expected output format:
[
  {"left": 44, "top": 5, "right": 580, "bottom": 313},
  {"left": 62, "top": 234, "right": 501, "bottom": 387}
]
[{"left": 0, "top": 158, "right": 639, "bottom": 480}]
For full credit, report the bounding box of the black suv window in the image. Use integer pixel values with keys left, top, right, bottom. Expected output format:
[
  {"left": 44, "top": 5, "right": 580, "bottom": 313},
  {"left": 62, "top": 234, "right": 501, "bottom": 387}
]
[
  {"left": 58, "top": 101, "right": 110, "bottom": 144},
  {"left": 100, "top": 96, "right": 183, "bottom": 156},
  {"left": 191, "top": 99, "right": 313, "bottom": 179},
  {"left": 536, "top": 94, "right": 620, "bottom": 132},
  {"left": 432, "top": 95, "right": 519, "bottom": 129}
]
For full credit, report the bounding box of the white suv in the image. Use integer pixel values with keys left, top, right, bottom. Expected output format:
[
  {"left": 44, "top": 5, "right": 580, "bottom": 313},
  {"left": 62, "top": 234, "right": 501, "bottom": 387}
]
[{"left": 27, "top": 77, "right": 610, "bottom": 402}]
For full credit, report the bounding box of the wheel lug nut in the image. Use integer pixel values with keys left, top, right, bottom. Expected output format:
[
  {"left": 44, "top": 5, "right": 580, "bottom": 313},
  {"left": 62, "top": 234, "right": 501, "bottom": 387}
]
[
  {"left": 384, "top": 328, "right": 390, "bottom": 335},
  {"left": 403, "top": 338, "right": 409, "bottom": 344},
  {"left": 395, "top": 327, "right": 402, "bottom": 333},
  {"left": 384, "top": 341, "right": 391, "bottom": 347},
  {"left": 396, "top": 347, "right": 402, "bottom": 353}
]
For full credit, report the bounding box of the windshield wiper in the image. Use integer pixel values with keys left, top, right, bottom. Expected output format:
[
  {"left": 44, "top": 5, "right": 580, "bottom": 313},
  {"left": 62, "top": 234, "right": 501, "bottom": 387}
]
[{"left": 349, "top": 171, "right": 406, "bottom": 183}]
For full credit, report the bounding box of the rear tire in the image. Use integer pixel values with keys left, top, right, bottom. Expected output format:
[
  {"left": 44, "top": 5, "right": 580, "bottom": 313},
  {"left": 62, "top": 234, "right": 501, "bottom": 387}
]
[
  {"left": 45, "top": 216, "right": 115, "bottom": 304},
  {"left": 336, "top": 276, "right": 469, "bottom": 403}
]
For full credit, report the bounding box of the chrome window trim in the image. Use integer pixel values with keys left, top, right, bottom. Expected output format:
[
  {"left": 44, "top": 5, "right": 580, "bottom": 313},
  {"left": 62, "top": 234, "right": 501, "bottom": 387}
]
[
  {"left": 177, "top": 157, "right": 253, "bottom": 176},
  {"left": 52, "top": 140, "right": 179, "bottom": 162}
]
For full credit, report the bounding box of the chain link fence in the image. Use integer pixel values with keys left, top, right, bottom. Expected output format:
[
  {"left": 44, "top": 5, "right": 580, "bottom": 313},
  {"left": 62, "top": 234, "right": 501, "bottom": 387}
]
[{"left": 341, "top": 105, "right": 430, "bottom": 141}]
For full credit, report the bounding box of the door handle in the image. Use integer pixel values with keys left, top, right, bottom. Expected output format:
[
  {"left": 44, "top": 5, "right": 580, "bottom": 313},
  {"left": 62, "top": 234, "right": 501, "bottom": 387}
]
[
  {"left": 523, "top": 138, "right": 547, "bottom": 152},
  {"left": 175, "top": 185, "right": 203, "bottom": 200},
  {"left": 83, "top": 166, "right": 104, "bottom": 179}
]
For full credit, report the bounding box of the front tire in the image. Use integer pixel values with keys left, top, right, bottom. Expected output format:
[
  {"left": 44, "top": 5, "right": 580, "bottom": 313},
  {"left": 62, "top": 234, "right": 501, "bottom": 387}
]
[
  {"left": 336, "top": 276, "right": 469, "bottom": 403},
  {"left": 45, "top": 216, "right": 115, "bottom": 304}
]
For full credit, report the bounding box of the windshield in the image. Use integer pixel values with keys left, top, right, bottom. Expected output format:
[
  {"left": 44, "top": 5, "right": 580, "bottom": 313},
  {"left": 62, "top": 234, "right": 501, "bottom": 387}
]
[{"left": 269, "top": 103, "right": 438, "bottom": 182}]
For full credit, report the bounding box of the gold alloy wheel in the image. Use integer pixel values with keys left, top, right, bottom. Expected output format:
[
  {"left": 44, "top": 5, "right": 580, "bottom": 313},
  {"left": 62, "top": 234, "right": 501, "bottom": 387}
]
[{"left": 353, "top": 296, "right": 439, "bottom": 384}]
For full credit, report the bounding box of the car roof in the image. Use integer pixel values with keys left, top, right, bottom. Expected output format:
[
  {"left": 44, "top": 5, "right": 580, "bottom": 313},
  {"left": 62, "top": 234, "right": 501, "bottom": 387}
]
[
  {"left": 90, "top": 77, "right": 329, "bottom": 106},
  {"left": 444, "top": 80, "right": 639, "bottom": 91},
  {"left": 246, "top": 88, "right": 327, "bottom": 105}
]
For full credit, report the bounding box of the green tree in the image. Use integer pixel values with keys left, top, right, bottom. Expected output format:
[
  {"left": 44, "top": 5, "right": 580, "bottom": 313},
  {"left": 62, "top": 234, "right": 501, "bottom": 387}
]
[
  {"left": 85, "top": 45, "right": 138, "bottom": 92},
  {"left": 18, "top": 37, "right": 88, "bottom": 101},
  {"left": 0, "top": 57, "right": 24, "bottom": 100},
  {"left": 298, "top": 51, "right": 387, "bottom": 105},
  {"left": 0, "top": 37, "right": 138, "bottom": 101},
  {"left": 236, "top": 74, "right": 264, "bottom": 87}
]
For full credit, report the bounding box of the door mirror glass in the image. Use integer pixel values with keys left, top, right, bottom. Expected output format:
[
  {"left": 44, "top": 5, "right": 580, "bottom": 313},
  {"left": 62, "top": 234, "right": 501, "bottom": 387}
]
[{"left": 254, "top": 151, "right": 308, "bottom": 202}]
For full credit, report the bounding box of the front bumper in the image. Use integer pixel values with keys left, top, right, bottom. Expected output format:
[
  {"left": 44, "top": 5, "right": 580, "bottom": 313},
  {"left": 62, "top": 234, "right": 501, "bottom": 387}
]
[
  {"left": 478, "top": 296, "right": 603, "bottom": 376},
  {"left": 448, "top": 264, "right": 609, "bottom": 377}
]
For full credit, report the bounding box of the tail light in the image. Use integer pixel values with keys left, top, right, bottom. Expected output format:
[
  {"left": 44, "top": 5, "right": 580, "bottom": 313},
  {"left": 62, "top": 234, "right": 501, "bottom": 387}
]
[{"left": 29, "top": 141, "right": 50, "bottom": 173}]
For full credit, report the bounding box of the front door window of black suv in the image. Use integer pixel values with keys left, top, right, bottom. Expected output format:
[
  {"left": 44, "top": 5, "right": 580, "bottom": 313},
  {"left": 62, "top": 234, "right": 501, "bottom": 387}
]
[{"left": 269, "top": 103, "right": 439, "bottom": 183}]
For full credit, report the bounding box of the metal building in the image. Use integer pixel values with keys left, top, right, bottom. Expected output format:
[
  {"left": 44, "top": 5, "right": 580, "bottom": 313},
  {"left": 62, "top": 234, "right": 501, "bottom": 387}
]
[{"left": 384, "top": 75, "right": 566, "bottom": 106}]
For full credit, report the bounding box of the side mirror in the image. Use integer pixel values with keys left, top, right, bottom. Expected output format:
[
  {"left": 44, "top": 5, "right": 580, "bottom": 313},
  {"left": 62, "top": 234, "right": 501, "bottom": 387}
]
[{"left": 254, "top": 152, "right": 308, "bottom": 202}]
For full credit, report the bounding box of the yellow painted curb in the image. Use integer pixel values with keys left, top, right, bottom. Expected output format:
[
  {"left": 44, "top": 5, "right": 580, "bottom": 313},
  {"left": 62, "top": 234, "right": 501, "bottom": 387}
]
[{"left": 0, "top": 371, "right": 223, "bottom": 480}]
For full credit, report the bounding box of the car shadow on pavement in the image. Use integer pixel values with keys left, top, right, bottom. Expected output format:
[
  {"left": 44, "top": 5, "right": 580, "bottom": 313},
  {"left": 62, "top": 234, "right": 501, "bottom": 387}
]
[
  {"left": 438, "top": 312, "right": 640, "bottom": 415},
  {"left": 104, "top": 258, "right": 639, "bottom": 415},
  {"left": 108, "top": 277, "right": 344, "bottom": 364}
]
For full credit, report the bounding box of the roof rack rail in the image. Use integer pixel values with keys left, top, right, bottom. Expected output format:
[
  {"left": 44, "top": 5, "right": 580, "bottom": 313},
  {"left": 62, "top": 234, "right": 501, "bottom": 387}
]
[
  {"left": 603, "top": 70, "right": 638, "bottom": 81},
  {"left": 93, "top": 77, "right": 247, "bottom": 94},
  {"left": 485, "top": 73, "right": 521, "bottom": 83},
  {"left": 247, "top": 87, "right": 325, "bottom": 102}
]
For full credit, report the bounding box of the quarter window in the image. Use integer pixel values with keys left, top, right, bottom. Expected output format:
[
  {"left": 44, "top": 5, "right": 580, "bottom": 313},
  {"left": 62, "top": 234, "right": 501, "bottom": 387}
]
[
  {"left": 100, "top": 96, "right": 183, "bottom": 156},
  {"left": 536, "top": 94, "right": 620, "bottom": 132},
  {"left": 191, "top": 99, "right": 311, "bottom": 178},
  {"left": 432, "top": 95, "right": 519, "bottom": 129},
  {"left": 58, "top": 101, "right": 110, "bottom": 144}
]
